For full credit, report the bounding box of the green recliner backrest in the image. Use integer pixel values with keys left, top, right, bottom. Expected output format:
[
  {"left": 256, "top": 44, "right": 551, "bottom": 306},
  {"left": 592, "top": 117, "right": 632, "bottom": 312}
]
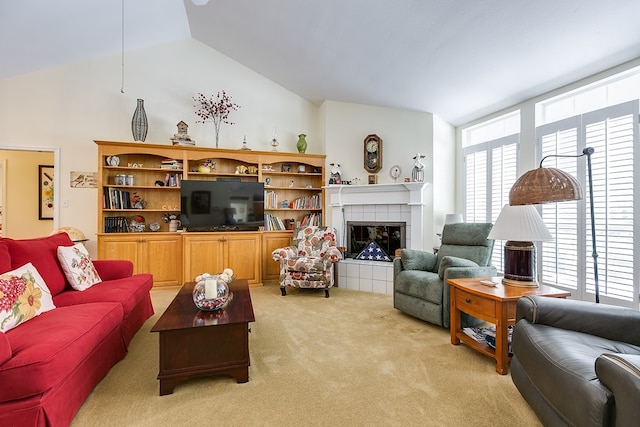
[{"left": 435, "top": 223, "right": 494, "bottom": 271}]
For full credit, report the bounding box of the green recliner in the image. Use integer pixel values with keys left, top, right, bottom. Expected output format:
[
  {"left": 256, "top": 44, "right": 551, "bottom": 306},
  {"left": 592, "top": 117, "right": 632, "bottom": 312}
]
[{"left": 393, "top": 222, "right": 496, "bottom": 328}]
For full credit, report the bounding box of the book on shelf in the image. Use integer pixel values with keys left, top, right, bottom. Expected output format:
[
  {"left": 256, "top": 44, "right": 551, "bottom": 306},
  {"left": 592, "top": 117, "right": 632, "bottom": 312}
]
[
  {"left": 462, "top": 326, "right": 496, "bottom": 344},
  {"left": 265, "top": 191, "right": 278, "bottom": 209},
  {"left": 292, "top": 193, "right": 321, "bottom": 209},
  {"left": 104, "top": 216, "right": 129, "bottom": 233},
  {"left": 264, "top": 213, "right": 286, "bottom": 231},
  {"left": 160, "top": 159, "right": 183, "bottom": 169},
  {"left": 103, "top": 187, "right": 132, "bottom": 209},
  {"left": 300, "top": 212, "right": 321, "bottom": 227}
]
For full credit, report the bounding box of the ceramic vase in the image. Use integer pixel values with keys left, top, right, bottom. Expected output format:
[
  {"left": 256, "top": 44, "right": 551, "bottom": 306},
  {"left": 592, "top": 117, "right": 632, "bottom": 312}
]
[
  {"left": 169, "top": 219, "right": 181, "bottom": 232},
  {"left": 296, "top": 134, "right": 307, "bottom": 153},
  {"left": 131, "top": 99, "right": 148, "bottom": 142}
]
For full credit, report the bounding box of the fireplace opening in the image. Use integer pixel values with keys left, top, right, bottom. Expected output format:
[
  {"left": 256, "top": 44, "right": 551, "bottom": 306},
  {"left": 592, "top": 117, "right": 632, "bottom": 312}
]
[{"left": 346, "top": 221, "right": 406, "bottom": 261}]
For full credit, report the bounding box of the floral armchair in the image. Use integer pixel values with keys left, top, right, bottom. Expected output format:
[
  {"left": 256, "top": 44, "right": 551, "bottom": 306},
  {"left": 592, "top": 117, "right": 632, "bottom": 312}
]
[{"left": 272, "top": 226, "right": 342, "bottom": 297}]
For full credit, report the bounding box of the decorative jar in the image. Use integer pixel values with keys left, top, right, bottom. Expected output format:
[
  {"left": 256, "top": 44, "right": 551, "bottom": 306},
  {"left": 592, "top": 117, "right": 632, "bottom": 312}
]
[
  {"left": 296, "top": 133, "right": 307, "bottom": 153},
  {"left": 192, "top": 275, "right": 230, "bottom": 311}
]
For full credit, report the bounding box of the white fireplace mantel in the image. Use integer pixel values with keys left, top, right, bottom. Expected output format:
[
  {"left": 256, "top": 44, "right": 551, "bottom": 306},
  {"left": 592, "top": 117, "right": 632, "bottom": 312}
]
[
  {"left": 324, "top": 182, "right": 427, "bottom": 207},
  {"left": 324, "top": 182, "right": 429, "bottom": 251}
]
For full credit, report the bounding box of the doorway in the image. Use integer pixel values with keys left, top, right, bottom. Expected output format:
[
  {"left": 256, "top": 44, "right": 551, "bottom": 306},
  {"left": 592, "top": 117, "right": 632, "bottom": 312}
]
[{"left": 0, "top": 146, "right": 59, "bottom": 238}]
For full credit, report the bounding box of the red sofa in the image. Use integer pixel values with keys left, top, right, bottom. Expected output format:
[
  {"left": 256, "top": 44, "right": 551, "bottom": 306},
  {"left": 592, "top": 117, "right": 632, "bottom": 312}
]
[{"left": 0, "top": 233, "right": 154, "bottom": 427}]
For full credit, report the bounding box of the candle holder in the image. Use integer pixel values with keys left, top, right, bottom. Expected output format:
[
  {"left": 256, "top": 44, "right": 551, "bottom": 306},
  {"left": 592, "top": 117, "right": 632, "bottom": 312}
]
[{"left": 192, "top": 275, "right": 230, "bottom": 311}]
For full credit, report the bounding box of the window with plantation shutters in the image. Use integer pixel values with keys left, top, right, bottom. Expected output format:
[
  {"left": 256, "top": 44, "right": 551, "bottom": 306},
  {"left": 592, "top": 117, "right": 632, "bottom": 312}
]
[
  {"left": 536, "top": 101, "right": 638, "bottom": 307},
  {"left": 463, "top": 135, "right": 519, "bottom": 271}
]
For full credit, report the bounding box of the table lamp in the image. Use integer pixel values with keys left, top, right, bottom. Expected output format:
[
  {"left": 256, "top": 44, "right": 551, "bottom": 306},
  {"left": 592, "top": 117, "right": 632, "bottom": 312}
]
[
  {"left": 487, "top": 204, "right": 552, "bottom": 287},
  {"left": 444, "top": 213, "right": 463, "bottom": 225}
]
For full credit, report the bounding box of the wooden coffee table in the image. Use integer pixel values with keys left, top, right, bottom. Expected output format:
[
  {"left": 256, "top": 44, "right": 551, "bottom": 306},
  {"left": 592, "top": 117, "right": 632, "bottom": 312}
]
[
  {"left": 150, "top": 279, "right": 255, "bottom": 395},
  {"left": 447, "top": 277, "right": 570, "bottom": 375}
]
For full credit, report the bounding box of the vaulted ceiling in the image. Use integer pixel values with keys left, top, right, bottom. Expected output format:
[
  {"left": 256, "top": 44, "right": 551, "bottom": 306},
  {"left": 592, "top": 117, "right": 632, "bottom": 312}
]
[{"left": 3, "top": 0, "right": 640, "bottom": 126}]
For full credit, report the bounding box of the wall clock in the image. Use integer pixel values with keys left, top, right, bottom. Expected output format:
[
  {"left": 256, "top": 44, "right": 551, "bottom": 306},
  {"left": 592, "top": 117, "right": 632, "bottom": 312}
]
[
  {"left": 363, "top": 134, "right": 382, "bottom": 173},
  {"left": 390, "top": 165, "right": 401, "bottom": 181}
]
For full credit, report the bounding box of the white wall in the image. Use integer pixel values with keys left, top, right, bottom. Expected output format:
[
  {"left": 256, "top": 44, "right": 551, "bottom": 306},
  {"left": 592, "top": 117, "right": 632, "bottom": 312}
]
[
  {"left": 431, "top": 115, "right": 457, "bottom": 245},
  {"left": 0, "top": 38, "right": 455, "bottom": 255},
  {"left": 321, "top": 100, "right": 454, "bottom": 249},
  {"left": 0, "top": 38, "right": 321, "bottom": 255}
]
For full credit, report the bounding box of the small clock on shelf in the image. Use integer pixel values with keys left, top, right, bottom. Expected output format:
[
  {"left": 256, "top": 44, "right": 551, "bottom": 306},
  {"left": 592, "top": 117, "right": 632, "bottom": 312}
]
[
  {"left": 390, "top": 165, "right": 401, "bottom": 181},
  {"left": 363, "top": 134, "right": 382, "bottom": 173}
]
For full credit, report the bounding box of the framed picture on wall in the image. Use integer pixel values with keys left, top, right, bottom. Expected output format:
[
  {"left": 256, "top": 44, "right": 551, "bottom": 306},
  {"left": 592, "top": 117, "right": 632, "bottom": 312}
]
[{"left": 39, "top": 165, "right": 54, "bottom": 220}]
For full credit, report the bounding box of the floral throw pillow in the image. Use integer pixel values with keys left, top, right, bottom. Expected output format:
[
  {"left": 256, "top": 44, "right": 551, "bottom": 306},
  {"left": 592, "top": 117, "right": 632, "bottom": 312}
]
[
  {"left": 0, "top": 262, "right": 56, "bottom": 333},
  {"left": 57, "top": 244, "right": 102, "bottom": 291}
]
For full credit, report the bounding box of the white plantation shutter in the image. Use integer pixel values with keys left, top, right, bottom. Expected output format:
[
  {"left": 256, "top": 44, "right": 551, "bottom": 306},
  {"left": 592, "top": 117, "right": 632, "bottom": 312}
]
[
  {"left": 464, "top": 149, "right": 487, "bottom": 223},
  {"left": 538, "top": 117, "right": 581, "bottom": 292},
  {"left": 583, "top": 106, "right": 636, "bottom": 302},
  {"left": 464, "top": 135, "right": 518, "bottom": 271},
  {"left": 537, "top": 101, "right": 638, "bottom": 306}
]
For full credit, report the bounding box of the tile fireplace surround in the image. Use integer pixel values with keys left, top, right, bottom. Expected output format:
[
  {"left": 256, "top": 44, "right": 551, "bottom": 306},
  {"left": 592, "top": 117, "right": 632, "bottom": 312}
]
[{"left": 325, "top": 182, "right": 429, "bottom": 295}]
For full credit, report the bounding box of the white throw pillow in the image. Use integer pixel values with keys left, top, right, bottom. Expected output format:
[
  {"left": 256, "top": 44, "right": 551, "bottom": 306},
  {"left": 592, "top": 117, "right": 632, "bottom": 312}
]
[
  {"left": 57, "top": 243, "right": 102, "bottom": 291},
  {"left": 0, "top": 262, "right": 56, "bottom": 332}
]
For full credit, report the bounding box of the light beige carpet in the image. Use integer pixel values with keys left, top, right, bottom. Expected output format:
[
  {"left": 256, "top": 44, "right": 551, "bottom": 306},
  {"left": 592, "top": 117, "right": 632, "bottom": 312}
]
[{"left": 72, "top": 284, "right": 540, "bottom": 426}]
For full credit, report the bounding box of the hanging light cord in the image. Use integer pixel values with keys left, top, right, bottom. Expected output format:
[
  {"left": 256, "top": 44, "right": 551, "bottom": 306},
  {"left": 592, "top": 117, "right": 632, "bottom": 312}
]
[{"left": 120, "top": 0, "right": 125, "bottom": 93}]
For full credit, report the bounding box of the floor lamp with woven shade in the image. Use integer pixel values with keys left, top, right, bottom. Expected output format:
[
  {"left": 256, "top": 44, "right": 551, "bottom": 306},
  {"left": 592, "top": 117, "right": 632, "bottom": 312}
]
[{"left": 509, "top": 147, "right": 600, "bottom": 302}]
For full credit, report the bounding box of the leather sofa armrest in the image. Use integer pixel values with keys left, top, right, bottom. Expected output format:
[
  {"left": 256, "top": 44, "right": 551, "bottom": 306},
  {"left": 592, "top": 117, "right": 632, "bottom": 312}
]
[
  {"left": 438, "top": 256, "right": 480, "bottom": 279},
  {"left": 92, "top": 259, "right": 133, "bottom": 281},
  {"left": 443, "top": 266, "right": 497, "bottom": 281},
  {"left": 516, "top": 296, "right": 640, "bottom": 345},
  {"left": 596, "top": 353, "right": 640, "bottom": 425}
]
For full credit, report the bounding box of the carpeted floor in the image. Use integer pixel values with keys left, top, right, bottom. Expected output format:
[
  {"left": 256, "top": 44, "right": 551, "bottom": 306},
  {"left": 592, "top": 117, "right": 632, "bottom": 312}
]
[{"left": 72, "top": 284, "right": 540, "bottom": 426}]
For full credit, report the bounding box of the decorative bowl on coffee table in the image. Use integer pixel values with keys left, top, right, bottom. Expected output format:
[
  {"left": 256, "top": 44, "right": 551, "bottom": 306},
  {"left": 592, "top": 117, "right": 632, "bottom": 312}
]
[{"left": 192, "top": 275, "right": 230, "bottom": 311}]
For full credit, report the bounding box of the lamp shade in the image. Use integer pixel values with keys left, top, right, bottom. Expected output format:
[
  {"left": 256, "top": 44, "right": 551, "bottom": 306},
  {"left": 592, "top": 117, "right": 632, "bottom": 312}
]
[
  {"left": 487, "top": 205, "right": 552, "bottom": 242},
  {"left": 509, "top": 167, "right": 583, "bottom": 206},
  {"left": 444, "top": 213, "right": 463, "bottom": 224}
]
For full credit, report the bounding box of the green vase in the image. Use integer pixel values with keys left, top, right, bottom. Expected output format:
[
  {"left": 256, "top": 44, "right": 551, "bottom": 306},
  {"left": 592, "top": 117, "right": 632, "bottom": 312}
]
[{"left": 296, "top": 134, "right": 307, "bottom": 154}]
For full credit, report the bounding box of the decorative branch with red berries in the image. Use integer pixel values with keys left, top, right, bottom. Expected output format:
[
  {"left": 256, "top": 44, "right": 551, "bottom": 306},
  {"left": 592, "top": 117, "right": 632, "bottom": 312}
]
[{"left": 193, "top": 91, "right": 240, "bottom": 147}]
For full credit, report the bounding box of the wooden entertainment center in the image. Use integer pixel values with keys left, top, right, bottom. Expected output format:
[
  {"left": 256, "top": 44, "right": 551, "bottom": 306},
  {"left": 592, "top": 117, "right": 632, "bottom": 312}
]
[{"left": 95, "top": 140, "right": 326, "bottom": 288}]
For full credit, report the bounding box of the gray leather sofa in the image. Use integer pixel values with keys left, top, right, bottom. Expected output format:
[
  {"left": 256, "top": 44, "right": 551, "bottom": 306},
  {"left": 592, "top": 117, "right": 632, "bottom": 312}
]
[
  {"left": 512, "top": 295, "right": 640, "bottom": 427},
  {"left": 393, "top": 222, "right": 496, "bottom": 328}
]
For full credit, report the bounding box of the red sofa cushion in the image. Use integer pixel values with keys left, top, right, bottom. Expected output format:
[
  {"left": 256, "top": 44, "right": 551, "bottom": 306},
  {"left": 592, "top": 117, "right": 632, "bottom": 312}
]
[
  {"left": 0, "top": 332, "right": 10, "bottom": 365},
  {"left": 92, "top": 259, "right": 134, "bottom": 281},
  {"left": 0, "top": 233, "right": 74, "bottom": 296},
  {"left": 0, "top": 302, "right": 125, "bottom": 402},
  {"left": 53, "top": 273, "right": 153, "bottom": 319}
]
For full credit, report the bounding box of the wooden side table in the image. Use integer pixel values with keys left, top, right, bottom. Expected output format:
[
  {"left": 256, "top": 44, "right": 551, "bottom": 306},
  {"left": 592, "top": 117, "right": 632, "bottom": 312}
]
[{"left": 447, "top": 277, "right": 570, "bottom": 375}]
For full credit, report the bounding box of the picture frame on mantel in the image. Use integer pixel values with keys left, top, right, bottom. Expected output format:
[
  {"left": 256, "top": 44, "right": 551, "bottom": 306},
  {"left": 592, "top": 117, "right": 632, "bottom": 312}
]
[{"left": 38, "top": 165, "right": 54, "bottom": 220}]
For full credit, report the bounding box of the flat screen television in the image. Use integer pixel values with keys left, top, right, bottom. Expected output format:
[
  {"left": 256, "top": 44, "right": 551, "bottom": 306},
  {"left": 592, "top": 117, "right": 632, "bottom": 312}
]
[{"left": 180, "top": 180, "right": 265, "bottom": 231}]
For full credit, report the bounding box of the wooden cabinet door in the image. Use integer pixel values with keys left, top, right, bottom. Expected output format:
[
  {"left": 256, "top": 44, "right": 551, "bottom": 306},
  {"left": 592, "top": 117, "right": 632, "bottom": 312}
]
[
  {"left": 182, "top": 234, "right": 225, "bottom": 283},
  {"left": 144, "top": 234, "right": 182, "bottom": 287},
  {"left": 261, "top": 231, "right": 292, "bottom": 282},
  {"left": 224, "top": 233, "right": 261, "bottom": 285},
  {"left": 98, "top": 234, "right": 182, "bottom": 288},
  {"left": 98, "top": 235, "right": 144, "bottom": 274}
]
